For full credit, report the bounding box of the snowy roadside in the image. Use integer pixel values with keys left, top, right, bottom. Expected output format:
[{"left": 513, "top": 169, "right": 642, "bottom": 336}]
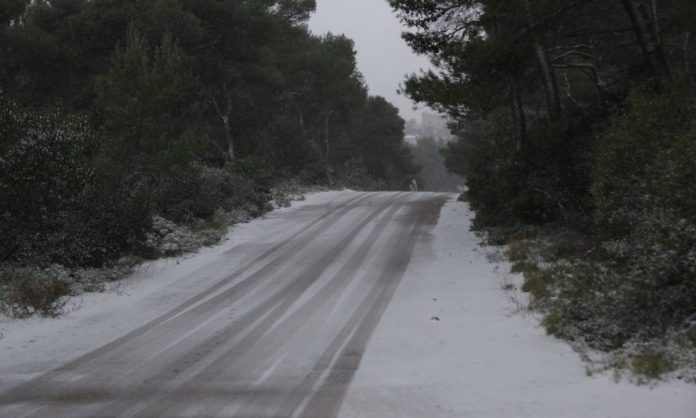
[
  {"left": 338, "top": 196, "right": 695, "bottom": 418},
  {"left": 0, "top": 190, "right": 350, "bottom": 392}
]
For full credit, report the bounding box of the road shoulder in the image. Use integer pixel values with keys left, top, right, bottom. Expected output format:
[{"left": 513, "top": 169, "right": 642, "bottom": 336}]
[{"left": 338, "top": 196, "right": 696, "bottom": 418}]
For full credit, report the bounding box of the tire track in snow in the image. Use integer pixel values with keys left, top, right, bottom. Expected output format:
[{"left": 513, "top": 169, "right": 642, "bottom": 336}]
[
  {"left": 0, "top": 193, "right": 449, "bottom": 418},
  {"left": 191, "top": 194, "right": 417, "bottom": 418},
  {"left": 297, "top": 196, "right": 447, "bottom": 418},
  {"left": 92, "top": 193, "right": 408, "bottom": 418},
  {"left": 0, "top": 192, "right": 372, "bottom": 415}
]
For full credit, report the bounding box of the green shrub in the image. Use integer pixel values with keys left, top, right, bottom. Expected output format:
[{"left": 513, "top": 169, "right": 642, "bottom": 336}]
[
  {"left": 257, "top": 115, "right": 329, "bottom": 183},
  {"left": 543, "top": 311, "right": 563, "bottom": 336},
  {"left": 334, "top": 158, "right": 385, "bottom": 191},
  {"left": 520, "top": 268, "right": 555, "bottom": 302},
  {"left": 589, "top": 85, "right": 696, "bottom": 345},
  {"left": 0, "top": 98, "right": 152, "bottom": 267},
  {"left": 510, "top": 261, "right": 538, "bottom": 275},
  {"left": 47, "top": 171, "right": 153, "bottom": 267},
  {"left": 631, "top": 352, "right": 676, "bottom": 380},
  {"left": 461, "top": 110, "right": 592, "bottom": 228},
  {"left": 151, "top": 161, "right": 270, "bottom": 224},
  {"left": 518, "top": 86, "right": 696, "bottom": 353}
]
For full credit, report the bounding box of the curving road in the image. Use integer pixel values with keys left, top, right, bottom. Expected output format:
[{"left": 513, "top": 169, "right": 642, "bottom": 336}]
[{"left": 0, "top": 192, "right": 448, "bottom": 418}]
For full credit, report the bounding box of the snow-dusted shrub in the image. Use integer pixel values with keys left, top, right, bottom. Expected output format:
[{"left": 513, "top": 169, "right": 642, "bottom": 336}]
[
  {"left": 152, "top": 162, "right": 268, "bottom": 225},
  {"left": 587, "top": 85, "right": 696, "bottom": 347},
  {"left": 587, "top": 331, "right": 696, "bottom": 384},
  {"left": 68, "top": 260, "right": 139, "bottom": 294},
  {"left": 504, "top": 216, "right": 696, "bottom": 379},
  {"left": 0, "top": 266, "right": 70, "bottom": 318},
  {"left": 0, "top": 97, "right": 152, "bottom": 267},
  {"left": 334, "top": 158, "right": 385, "bottom": 191},
  {"left": 270, "top": 180, "right": 307, "bottom": 208},
  {"left": 145, "top": 213, "right": 233, "bottom": 257},
  {"left": 157, "top": 220, "right": 200, "bottom": 255},
  {"left": 151, "top": 165, "right": 217, "bottom": 223},
  {"left": 506, "top": 86, "right": 696, "bottom": 379}
]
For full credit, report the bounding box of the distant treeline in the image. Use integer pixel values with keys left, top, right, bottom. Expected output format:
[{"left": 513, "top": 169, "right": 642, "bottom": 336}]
[
  {"left": 0, "top": 0, "right": 417, "bottom": 268},
  {"left": 391, "top": 0, "right": 696, "bottom": 374}
]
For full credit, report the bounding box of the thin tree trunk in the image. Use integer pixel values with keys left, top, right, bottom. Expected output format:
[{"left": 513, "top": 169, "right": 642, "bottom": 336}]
[
  {"left": 222, "top": 114, "right": 234, "bottom": 161},
  {"left": 684, "top": 32, "right": 691, "bottom": 75},
  {"left": 534, "top": 40, "right": 562, "bottom": 121},
  {"left": 324, "top": 109, "right": 334, "bottom": 163},
  {"left": 510, "top": 79, "right": 527, "bottom": 151},
  {"left": 297, "top": 109, "right": 304, "bottom": 128},
  {"left": 651, "top": 0, "right": 661, "bottom": 44},
  {"left": 210, "top": 94, "right": 234, "bottom": 161},
  {"left": 619, "top": 0, "right": 671, "bottom": 92},
  {"left": 522, "top": 0, "right": 561, "bottom": 120},
  {"left": 587, "top": 42, "right": 612, "bottom": 104}
]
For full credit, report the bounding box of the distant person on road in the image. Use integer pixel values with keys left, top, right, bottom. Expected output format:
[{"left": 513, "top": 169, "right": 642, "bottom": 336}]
[{"left": 409, "top": 178, "right": 419, "bottom": 192}]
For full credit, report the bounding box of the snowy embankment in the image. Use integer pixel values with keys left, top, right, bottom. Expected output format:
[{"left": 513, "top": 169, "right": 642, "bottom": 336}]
[
  {"left": 338, "top": 196, "right": 695, "bottom": 418},
  {"left": 0, "top": 191, "right": 346, "bottom": 393}
]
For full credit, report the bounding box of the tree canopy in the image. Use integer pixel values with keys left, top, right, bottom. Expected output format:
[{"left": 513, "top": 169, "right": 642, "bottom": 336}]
[
  {"left": 390, "top": 0, "right": 696, "bottom": 362},
  {"left": 0, "top": 0, "right": 417, "bottom": 267}
]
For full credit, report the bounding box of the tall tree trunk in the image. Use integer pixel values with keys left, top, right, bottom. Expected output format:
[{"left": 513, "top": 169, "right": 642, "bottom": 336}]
[
  {"left": 522, "top": 0, "right": 561, "bottom": 121},
  {"left": 210, "top": 93, "right": 234, "bottom": 161},
  {"left": 619, "top": 0, "right": 671, "bottom": 92},
  {"left": 510, "top": 79, "right": 527, "bottom": 151},
  {"left": 221, "top": 114, "right": 234, "bottom": 161},
  {"left": 297, "top": 109, "right": 305, "bottom": 128},
  {"left": 684, "top": 31, "right": 691, "bottom": 76},
  {"left": 324, "top": 109, "right": 334, "bottom": 163},
  {"left": 651, "top": 0, "right": 661, "bottom": 44},
  {"left": 534, "top": 40, "right": 562, "bottom": 121}
]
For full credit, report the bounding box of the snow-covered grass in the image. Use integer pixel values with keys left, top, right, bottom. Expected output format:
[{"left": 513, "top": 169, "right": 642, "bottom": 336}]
[
  {"left": 498, "top": 226, "right": 696, "bottom": 384},
  {"left": 338, "top": 196, "right": 696, "bottom": 418},
  {"left": 0, "top": 190, "right": 350, "bottom": 392}
]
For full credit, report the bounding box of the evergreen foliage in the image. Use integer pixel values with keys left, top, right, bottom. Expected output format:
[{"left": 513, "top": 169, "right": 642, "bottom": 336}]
[
  {"left": 0, "top": 0, "right": 418, "bottom": 276},
  {"left": 390, "top": 0, "right": 696, "bottom": 373}
]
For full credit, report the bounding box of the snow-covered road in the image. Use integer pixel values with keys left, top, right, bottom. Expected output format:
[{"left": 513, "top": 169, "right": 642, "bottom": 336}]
[
  {"left": 0, "top": 191, "right": 693, "bottom": 417},
  {"left": 339, "top": 194, "right": 696, "bottom": 418},
  {"left": 0, "top": 192, "right": 448, "bottom": 417}
]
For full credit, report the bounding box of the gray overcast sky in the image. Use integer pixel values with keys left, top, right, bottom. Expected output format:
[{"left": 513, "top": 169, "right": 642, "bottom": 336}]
[{"left": 308, "top": 0, "right": 433, "bottom": 121}]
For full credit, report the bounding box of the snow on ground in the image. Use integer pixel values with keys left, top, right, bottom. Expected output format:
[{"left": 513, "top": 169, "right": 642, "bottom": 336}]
[
  {"left": 338, "top": 195, "right": 696, "bottom": 418},
  {"left": 0, "top": 190, "right": 350, "bottom": 392},
  {"left": 1, "top": 191, "right": 693, "bottom": 417}
]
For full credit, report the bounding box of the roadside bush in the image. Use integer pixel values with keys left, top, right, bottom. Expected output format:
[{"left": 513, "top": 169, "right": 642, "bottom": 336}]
[
  {"left": 593, "top": 84, "right": 696, "bottom": 239},
  {"left": 0, "top": 98, "right": 152, "bottom": 267},
  {"left": 588, "top": 85, "right": 696, "bottom": 344},
  {"left": 151, "top": 158, "right": 274, "bottom": 225},
  {"left": 258, "top": 116, "right": 329, "bottom": 183},
  {"left": 47, "top": 171, "right": 152, "bottom": 267},
  {"left": 152, "top": 165, "right": 219, "bottom": 223},
  {"left": 334, "top": 158, "right": 386, "bottom": 191},
  {"left": 0, "top": 267, "right": 70, "bottom": 318},
  {"left": 514, "top": 86, "right": 696, "bottom": 355},
  {"left": 270, "top": 180, "right": 307, "bottom": 208},
  {"left": 462, "top": 110, "right": 592, "bottom": 228}
]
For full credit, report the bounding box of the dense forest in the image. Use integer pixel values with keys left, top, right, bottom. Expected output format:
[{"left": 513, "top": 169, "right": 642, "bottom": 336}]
[
  {"left": 390, "top": 0, "right": 696, "bottom": 379},
  {"left": 0, "top": 0, "right": 419, "bottom": 288},
  {"left": 0, "top": 0, "right": 422, "bottom": 318}
]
